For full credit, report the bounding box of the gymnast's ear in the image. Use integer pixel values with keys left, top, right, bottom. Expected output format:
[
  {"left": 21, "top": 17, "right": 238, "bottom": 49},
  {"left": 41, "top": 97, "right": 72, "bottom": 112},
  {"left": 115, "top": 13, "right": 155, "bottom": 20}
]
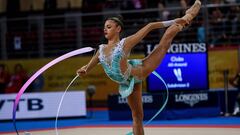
[{"left": 116, "top": 25, "right": 122, "bottom": 33}]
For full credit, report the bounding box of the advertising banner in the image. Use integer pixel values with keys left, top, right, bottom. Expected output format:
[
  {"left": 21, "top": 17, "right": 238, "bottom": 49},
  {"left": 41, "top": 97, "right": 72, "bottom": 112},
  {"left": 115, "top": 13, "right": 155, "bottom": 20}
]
[
  {"left": 0, "top": 91, "right": 86, "bottom": 120},
  {"left": 147, "top": 43, "right": 208, "bottom": 91},
  {"left": 108, "top": 91, "right": 220, "bottom": 120}
]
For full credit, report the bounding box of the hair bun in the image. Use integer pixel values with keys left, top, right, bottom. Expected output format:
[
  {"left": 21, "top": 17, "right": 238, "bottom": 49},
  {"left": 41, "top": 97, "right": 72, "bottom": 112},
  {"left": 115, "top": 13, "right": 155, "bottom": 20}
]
[
  {"left": 116, "top": 15, "right": 124, "bottom": 22},
  {"left": 107, "top": 14, "right": 124, "bottom": 29}
]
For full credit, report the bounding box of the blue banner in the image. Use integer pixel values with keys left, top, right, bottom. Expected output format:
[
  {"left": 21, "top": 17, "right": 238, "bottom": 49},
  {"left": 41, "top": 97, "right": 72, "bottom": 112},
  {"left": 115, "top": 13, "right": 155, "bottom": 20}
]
[
  {"left": 147, "top": 53, "right": 208, "bottom": 91},
  {"left": 108, "top": 91, "right": 220, "bottom": 120}
]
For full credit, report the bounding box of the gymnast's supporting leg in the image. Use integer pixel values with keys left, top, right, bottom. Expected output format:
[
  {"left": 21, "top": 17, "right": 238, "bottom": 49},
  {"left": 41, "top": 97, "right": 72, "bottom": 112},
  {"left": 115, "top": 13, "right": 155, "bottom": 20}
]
[{"left": 127, "top": 83, "right": 144, "bottom": 135}]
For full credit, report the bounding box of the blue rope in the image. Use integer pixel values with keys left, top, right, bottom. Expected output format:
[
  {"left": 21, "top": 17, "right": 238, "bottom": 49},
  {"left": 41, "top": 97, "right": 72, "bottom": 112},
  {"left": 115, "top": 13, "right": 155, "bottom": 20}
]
[{"left": 126, "top": 71, "right": 169, "bottom": 135}]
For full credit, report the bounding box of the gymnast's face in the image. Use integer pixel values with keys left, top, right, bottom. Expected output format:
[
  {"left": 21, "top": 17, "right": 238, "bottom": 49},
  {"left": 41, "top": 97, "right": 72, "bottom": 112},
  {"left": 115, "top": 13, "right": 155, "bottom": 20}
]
[{"left": 104, "top": 20, "right": 121, "bottom": 40}]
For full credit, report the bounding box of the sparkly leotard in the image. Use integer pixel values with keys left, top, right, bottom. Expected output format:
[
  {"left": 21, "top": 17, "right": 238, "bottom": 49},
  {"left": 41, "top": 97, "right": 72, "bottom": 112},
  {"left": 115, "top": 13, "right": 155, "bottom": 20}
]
[{"left": 98, "top": 38, "right": 142, "bottom": 98}]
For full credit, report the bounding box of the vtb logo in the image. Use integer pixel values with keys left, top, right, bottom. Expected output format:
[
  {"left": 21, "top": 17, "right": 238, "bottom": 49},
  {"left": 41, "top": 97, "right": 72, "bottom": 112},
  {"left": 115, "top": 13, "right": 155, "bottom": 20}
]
[{"left": 0, "top": 98, "right": 44, "bottom": 111}]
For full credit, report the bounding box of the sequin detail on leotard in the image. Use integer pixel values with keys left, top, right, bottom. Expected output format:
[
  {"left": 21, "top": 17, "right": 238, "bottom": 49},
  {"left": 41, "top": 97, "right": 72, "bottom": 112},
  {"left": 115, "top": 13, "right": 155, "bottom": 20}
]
[{"left": 98, "top": 38, "right": 142, "bottom": 98}]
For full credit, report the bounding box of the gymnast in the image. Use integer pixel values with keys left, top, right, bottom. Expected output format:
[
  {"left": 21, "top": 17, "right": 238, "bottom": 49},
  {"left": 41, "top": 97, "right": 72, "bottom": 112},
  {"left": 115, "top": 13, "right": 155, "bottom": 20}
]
[{"left": 77, "top": 0, "right": 201, "bottom": 134}]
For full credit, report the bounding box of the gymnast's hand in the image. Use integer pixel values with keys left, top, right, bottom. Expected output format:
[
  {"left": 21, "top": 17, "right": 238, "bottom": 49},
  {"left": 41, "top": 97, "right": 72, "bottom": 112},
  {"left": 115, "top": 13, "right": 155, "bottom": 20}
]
[{"left": 76, "top": 65, "right": 87, "bottom": 77}]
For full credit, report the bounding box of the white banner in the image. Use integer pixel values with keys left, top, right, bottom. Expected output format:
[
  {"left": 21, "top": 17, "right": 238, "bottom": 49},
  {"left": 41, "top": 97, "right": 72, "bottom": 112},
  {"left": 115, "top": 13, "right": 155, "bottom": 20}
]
[{"left": 0, "top": 91, "right": 86, "bottom": 120}]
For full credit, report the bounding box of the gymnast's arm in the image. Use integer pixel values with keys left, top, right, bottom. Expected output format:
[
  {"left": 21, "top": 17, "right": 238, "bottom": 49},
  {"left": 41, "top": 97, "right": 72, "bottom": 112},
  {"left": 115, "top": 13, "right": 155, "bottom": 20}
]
[
  {"left": 124, "top": 22, "right": 165, "bottom": 51},
  {"left": 77, "top": 51, "right": 100, "bottom": 76}
]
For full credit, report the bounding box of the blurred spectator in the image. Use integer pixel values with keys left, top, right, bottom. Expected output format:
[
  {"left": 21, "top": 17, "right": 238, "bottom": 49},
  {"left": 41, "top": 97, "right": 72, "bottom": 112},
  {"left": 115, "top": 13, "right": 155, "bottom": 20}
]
[
  {"left": 44, "top": 0, "right": 56, "bottom": 11},
  {"left": 104, "top": 0, "right": 120, "bottom": 10},
  {"left": 5, "top": 63, "right": 28, "bottom": 93},
  {"left": 0, "top": 64, "right": 10, "bottom": 94},
  {"left": 180, "top": 0, "right": 195, "bottom": 10},
  {"left": 230, "top": 72, "right": 240, "bottom": 116},
  {"left": 158, "top": 0, "right": 170, "bottom": 21},
  {"left": 209, "top": 0, "right": 224, "bottom": 4},
  {"left": 131, "top": 0, "right": 145, "bottom": 9},
  {"left": 180, "top": 0, "right": 195, "bottom": 17},
  {"left": 224, "top": 0, "right": 240, "bottom": 4},
  {"left": 28, "top": 74, "right": 44, "bottom": 92},
  {"left": 121, "top": 0, "right": 135, "bottom": 10},
  {"left": 121, "top": 0, "right": 145, "bottom": 10},
  {"left": 224, "top": 5, "right": 240, "bottom": 44},
  {"left": 197, "top": 20, "right": 206, "bottom": 43},
  {"left": 146, "top": 0, "right": 160, "bottom": 8},
  {"left": 82, "top": 0, "right": 105, "bottom": 12},
  {"left": 208, "top": 7, "right": 226, "bottom": 46},
  {"left": 145, "top": 0, "right": 170, "bottom": 20}
]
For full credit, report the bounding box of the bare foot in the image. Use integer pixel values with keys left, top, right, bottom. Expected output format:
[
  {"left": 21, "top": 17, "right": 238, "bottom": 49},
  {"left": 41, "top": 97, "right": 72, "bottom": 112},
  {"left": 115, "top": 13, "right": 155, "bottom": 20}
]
[
  {"left": 186, "top": 0, "right": 201, "bottom": 16},
  {"left": 182, "top": 0, "right": 201, "bottom": 24}
]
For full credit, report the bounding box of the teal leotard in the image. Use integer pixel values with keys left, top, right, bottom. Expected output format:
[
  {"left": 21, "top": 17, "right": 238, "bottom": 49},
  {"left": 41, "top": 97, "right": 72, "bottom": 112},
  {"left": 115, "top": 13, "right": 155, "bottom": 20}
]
[{"left": 98, "top": 38, "right": 142, "bottom": 98}]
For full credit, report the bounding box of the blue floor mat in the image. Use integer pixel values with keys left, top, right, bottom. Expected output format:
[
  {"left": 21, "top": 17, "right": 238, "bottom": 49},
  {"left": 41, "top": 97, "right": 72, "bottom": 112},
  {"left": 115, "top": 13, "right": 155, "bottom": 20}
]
[{"left": 1, "top": 110, "right": 240, "bottom": 133}]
